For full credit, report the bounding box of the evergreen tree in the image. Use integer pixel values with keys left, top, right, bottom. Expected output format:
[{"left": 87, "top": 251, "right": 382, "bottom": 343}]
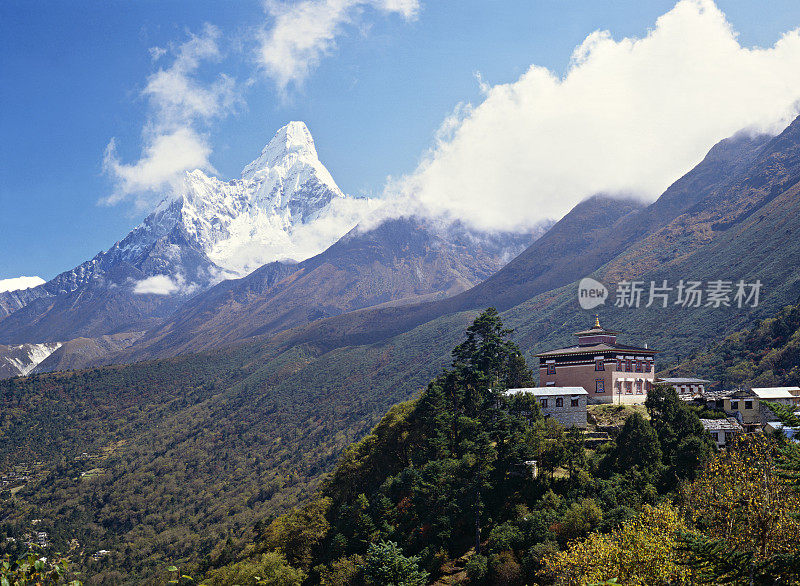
[
  {"left": 611, "top": 412, "right": 661, "bottom": 474},
  {"left": 363, "top": 541, "right": 428, "bottom": 586},
  {"left": 645, "top": 383, "right": 712, "bottom": 483}
]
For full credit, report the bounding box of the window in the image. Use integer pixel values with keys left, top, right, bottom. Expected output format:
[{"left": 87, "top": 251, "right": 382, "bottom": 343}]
[
  {"left": 540, "top": 399, "right": 548, "bottom": 408},
  {"left": 625, "top": 381, "right": 633, "bottom": 394},
  {"left": 546, "top": 363, "right": 556, "bottom": 375},
  {"left": 635, "top": 360, "right": 642, "bottom": 373},
  {"left": 731, "top": 400, "right": 739, "bottom": 410},
  {"left": 711, "top": 432, "right": 719, "bottom": 441},
  {"left": 556, "top": 397, "right": 564, "bottom": 407},
  {"left": 626, "top": 359, "right": 633, "bottom": 372},
  {"left": 745, "top": 400, "right": 753, "bottom": 410},
  {"left": 616, "top": 358, "right": 623, "bottom": 370},
  {"left": 595, "top": 379, "right": 605, "bottom": 394},
  {"left": 636, "top": 380, "right": 643, "bottom": 394},
  {"left": 571, "top": 398, "right": 580, "bottom": 407},
  {"left": 595, "top": 359, "right": 604, "bottom": 371}
]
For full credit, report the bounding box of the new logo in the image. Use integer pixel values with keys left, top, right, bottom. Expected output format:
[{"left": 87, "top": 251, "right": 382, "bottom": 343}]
[{"left": 578, "top": 277, "right": 608, "bottom": 309}]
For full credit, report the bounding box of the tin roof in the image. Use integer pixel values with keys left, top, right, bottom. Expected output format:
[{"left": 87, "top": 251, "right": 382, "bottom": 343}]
[
  {"left": 658, "top": 377, "right": 710, "bottom": 384},
  {"left": 751, "top": 387, "right": 800, "bottom": 400},
  {"left": 504, "top": 387, "right": 588, "bottom": 397}
]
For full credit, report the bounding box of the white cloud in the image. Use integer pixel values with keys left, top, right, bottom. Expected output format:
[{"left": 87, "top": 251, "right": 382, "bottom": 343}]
[
  {"left": 149, "top": 46, "right": 167, "bottom": 61},
  {"left": 103, "top": 25, "right": 239, "bottom": 209},
  {"left": 390, "top": 0, "right": 800, "bottom": 232},
  {"left": 133, "top": 274, "right": 179, "bottom": 295},
  {"left": 0, "top": 276, "right": 46, "bottom": 293},
  {"left": 132, "top": 273, "right": 199, "bottom": 295},
  {"left": 207, "top": 196, "right": 382, "bottom": 276},
  {"left": 102, "top": 130, "right": 212, "bottom": 206},
  {"left": 258, "top": 0, "right": 419, "bottom": 90}
]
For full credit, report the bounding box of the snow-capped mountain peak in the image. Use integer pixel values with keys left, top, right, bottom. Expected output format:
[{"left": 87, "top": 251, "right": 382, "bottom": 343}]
[
  {"left": 241, "top": 120, "right": 319, "bottom": 178},
  {"left": 168, "top": 121, "right": 368, "bottom": 277},
  {"left": 0, "top": 121, "right": 375, "bottom": 328}
]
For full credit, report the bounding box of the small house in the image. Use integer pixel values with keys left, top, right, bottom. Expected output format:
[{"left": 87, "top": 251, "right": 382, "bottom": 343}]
[
  {"left": 751, "top": 387, "right": 800, "bottom": 407},
  {"left": 504, "top": 387, "right": 588, "bottom": 428},
  {"left": 701, "top": 417, "right": 744, "bottom": 448},
  {"left": 657, "top": 377, "right": 710, "bottom": 398}
]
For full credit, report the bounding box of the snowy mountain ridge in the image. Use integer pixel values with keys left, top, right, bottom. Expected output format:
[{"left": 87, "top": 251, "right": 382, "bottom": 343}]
[
  {"left": 4, "top": 122, "right": 374, "bottom": 306},
  {"left": 117, "top": 120, "right": 374, "bottom": 283},
  {"left": 0, "top": 342, "right": 61, "bottom": 378}
]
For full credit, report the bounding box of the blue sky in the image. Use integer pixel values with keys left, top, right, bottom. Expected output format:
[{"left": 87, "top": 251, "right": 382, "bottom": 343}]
[{"left": 2, "top": 0, "right": 800, "bottom": 281}]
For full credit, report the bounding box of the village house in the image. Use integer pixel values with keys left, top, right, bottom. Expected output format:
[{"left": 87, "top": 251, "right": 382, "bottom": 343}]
[
  {"left": 764, "top": 421, "right": 800, "bottom": 441},
  {"left": 504, "top": 387, "right": 588, "bottom": 428},
  {"left": 751, "top": 387, "right": 800, "bottom": 407},
  {"left": 535, "top": 317, "right": 656, "bottom": 404},
  {"left": 699, "top": 389, "right": 762, "bottom": 432},
  {"left": 701, "top": 417, "right": 744, "bottom": 448},
  {"left": 657, "top": 377, "right": 710, "bottom": 398}
]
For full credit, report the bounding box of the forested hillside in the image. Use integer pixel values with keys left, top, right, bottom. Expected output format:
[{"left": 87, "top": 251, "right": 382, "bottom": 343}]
[
  {"left": 196, "top": 310, "right": 800, "bottom": 585},
  {"left": 665, "top": 298, "right": 800, "bottom": 389},
  {"left": 0, "top": 312, "right": 477, "bottom": 584}
]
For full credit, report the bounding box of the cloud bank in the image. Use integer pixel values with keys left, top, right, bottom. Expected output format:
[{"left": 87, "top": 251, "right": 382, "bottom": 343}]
[
  {"left": 103, "top": 25, "right": 238, "bottom": 209},
  {"left": 132, "top": 273, "right": 199, "bottom": 295},
  {"left": 390, "top": 0, "right": 800, "bottom": 232},
  {"left": 0, "top": 276, "right": 46, "bottom": 293},
  {"left": 258, "top": 0, "right": 419, "bottom": 90}
]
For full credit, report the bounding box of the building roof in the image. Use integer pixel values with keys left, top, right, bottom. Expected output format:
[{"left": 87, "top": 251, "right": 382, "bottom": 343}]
[
  {"left": 504, "top": 387, "right": 588, "bottom": 397},
  {"left": 700, "top": 417, "right": 744, "bottom": 432},
  {"left": 700, "top": 388, "right": 755, "bottom": 400},
  {"left": 573, "top": 316, "right": 620, "bottom": 337},
  {"left": 535, "top": 342, "right": 656, "bottom": 358},
  {"left": 658, "top": 377, "right": 711, "bottom": 384},
  {"left": 765, "top": 422, "right": 800, "bottom": 441},
  {"left": 751, "top": 387, "right": 800, "bottom": 400}
]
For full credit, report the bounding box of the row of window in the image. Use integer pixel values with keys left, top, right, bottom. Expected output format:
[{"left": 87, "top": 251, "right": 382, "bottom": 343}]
[
  {"left": 540, "top": 397, "right": 581, "bottom": 408},
  {"left": 545, "top": 359, "right": 653, "bottom": 374},
  {"left": 613, "top": 380, "right": 647, "bottom": 394}
]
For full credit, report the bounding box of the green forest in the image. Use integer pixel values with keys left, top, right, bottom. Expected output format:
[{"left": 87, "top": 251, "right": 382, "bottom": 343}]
[
  {"left": 4, "top": 305, "right": 800, "bottom": 584},
  {"left": 183, "top": 308, "right": 799, "bottom": 585}
]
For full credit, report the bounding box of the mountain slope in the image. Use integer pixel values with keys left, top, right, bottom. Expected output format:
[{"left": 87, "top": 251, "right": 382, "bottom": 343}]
[
  {"left": 55, "top": 217, "right": 539, "bottom": 362},
  {"left": 0, "top": 342, "right": 61, "bottom": 378},
  {"left": 228, "top": 128, "right": 775, "bottom": 356}
]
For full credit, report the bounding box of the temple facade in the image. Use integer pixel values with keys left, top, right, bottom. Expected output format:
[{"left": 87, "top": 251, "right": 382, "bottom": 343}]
[{"left": 535, "top": 317, "right": 657, "bottom": 404}]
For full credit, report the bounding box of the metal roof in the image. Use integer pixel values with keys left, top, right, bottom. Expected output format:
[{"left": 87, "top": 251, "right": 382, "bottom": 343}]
[
  {"left": 658, "top": 377, "right": 710, "bottom": 384},
  {"left": 751, "top": 387, "right": 800, "bottom": 400},
  {"left": 504, "top": 387, "right": 588, "bottom": 397}
]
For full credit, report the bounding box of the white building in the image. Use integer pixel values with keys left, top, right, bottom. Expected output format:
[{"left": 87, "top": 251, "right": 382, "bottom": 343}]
[
  {"left": 504, "top": 387, "right": 588, "bottom": 428},
  {"left": 751, "top": 387, "right": 800, "bottom": 407},
  {"left": 657, "top": 377, "right": 710, "bottom": 397}
]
